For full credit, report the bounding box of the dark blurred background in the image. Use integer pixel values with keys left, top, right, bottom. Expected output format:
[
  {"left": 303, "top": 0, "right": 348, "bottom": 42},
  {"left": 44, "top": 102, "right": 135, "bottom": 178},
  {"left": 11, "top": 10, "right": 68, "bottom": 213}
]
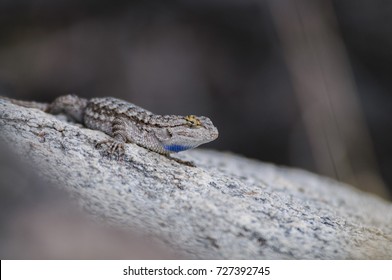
[{"left": 1, "top": 0, "right": 391, "bottom": 199}]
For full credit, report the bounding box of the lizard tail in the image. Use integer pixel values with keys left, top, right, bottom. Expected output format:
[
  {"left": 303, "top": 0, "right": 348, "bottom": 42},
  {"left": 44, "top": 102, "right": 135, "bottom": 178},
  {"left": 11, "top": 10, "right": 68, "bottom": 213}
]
[
  {"left": 1, "top": 94, "right": 88, "bottom": 123},
  {"left": 47, "top": 94, "right": 88, "bottom": 123},
  {"left": 1, "top": 96, "right": 49, "bottom": 111}
]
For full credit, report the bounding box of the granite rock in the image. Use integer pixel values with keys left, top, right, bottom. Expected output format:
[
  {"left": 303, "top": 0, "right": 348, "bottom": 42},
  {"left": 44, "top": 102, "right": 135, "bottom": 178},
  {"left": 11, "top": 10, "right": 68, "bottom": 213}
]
[{"left": 1, "top": 99, "right": 391, "bottom": 259}]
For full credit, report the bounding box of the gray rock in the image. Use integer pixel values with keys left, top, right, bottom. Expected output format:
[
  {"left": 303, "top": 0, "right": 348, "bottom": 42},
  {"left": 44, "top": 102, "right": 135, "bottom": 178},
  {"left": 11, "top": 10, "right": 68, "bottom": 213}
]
[{"left": 1, "top": 99, "right": 391, "bottom": 259}]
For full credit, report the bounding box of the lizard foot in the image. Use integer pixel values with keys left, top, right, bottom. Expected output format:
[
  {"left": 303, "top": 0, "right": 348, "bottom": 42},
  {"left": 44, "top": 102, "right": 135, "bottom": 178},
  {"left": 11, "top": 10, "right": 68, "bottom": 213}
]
[{"left": 95, "top": 139, "right": 125, "bottom": 160}]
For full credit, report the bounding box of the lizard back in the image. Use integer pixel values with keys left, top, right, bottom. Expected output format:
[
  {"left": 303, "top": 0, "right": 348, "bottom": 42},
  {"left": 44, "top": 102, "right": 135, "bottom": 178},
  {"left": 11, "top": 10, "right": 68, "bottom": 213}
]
[{"left": 83, "top": 97, "right": 154, "bottom": 136}]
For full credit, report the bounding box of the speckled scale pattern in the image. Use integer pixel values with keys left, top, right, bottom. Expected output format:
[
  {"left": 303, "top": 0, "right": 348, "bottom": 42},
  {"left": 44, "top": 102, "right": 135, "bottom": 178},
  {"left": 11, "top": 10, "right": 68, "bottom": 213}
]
[
  {"left": 83, "top": 96, "right": 218, "bottom": 155},
  {"left": 83, "top": 97, "right": 150, "bottom": 134}
]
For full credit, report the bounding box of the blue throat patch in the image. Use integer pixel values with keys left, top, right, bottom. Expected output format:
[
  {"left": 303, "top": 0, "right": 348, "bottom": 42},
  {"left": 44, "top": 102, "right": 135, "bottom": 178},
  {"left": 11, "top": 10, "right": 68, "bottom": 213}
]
[{"left": 164, "top": 144, "right": 190, "bottom": 153}]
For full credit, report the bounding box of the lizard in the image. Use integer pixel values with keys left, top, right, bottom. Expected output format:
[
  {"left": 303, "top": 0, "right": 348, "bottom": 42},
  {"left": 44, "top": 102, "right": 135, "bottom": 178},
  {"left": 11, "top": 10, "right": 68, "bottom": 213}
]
[{"left": 1, "top": 94, "right": 219, "bottom": 166}]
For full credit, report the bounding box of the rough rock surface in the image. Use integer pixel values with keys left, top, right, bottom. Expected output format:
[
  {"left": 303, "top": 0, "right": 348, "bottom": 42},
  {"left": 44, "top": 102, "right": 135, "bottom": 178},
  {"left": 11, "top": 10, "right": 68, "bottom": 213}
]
[{"left": 1, "top": 99, "right": 391, "bottom": 259}]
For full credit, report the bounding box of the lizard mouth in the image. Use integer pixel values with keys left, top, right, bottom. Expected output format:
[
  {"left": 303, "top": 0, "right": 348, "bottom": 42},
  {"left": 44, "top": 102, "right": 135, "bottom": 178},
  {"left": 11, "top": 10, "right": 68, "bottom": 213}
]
[{"left": 210, "top": 129, "right": 219, "bottom": 140}]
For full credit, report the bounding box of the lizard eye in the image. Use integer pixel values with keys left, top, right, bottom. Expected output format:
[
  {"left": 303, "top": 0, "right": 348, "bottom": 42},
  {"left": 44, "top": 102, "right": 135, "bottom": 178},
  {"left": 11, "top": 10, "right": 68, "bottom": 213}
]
[{"left": 185, "top": 115, "right": 201, "bottom": 127}]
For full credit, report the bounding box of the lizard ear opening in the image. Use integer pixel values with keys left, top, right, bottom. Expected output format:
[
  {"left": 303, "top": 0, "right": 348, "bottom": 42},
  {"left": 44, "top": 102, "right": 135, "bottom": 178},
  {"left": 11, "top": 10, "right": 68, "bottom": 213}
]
[{"left": 154, "top": 128, "right": 172, "bottom": 141}]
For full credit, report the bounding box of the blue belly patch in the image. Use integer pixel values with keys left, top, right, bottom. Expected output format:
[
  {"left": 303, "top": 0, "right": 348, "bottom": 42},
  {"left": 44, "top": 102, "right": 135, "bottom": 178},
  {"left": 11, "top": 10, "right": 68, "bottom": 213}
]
[{"left": 164, "top": 144, "right": 190, "bottom": 152}]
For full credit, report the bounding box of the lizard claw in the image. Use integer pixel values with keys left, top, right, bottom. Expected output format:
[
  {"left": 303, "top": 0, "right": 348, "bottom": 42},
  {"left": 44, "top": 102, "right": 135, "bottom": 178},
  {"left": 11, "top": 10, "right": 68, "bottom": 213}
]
[{"left": 96, "top": 139, "right": 125, "bottom": 160}]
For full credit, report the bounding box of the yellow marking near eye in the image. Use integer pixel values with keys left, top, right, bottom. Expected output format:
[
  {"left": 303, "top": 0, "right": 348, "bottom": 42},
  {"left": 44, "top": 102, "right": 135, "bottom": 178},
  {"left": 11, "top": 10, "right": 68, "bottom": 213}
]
[{"left": 185, "top": 115, "right": 202, "bottom": 127}]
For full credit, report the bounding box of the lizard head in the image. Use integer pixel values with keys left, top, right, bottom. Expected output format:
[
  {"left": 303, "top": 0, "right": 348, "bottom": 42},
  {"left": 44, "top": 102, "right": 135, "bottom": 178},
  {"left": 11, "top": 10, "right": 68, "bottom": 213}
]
[{"left": 154, "top": 115, "right": 219, "bottom": 153}]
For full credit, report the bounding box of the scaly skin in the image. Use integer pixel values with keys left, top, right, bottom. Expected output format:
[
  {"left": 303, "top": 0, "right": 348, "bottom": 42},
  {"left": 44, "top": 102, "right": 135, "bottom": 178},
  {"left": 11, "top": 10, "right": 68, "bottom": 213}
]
[{"left": 2, "top": 95, "right": 219, "bottom": 165}]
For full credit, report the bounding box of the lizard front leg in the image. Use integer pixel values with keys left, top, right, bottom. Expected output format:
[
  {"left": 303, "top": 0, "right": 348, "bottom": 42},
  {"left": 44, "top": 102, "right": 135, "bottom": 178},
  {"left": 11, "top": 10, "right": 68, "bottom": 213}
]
[{"left": 95, "top": 117, "right": 132, "bottom": 158}]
